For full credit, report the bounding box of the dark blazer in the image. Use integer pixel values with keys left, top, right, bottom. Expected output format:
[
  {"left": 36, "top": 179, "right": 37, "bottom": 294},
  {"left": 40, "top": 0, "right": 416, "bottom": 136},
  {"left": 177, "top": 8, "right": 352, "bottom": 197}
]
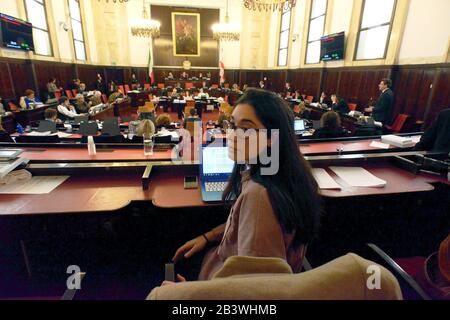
[
  {"left": 313, "top": 126, "right": 348, "bottom": 139},
  {"left": 373, "top": 88, "right": 394, "bottom": 124},
  {"left": 332, "top": 99, "right": 349, "bottom": 114},
  {"left": 415, "top": 108, "right": 450, "bottom": 153}
]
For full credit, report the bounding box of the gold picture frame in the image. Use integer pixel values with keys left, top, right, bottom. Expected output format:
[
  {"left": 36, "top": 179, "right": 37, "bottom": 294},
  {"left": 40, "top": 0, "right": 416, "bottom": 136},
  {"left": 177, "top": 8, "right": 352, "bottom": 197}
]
[{"left": 171, "top": 12, "right": 201, "bottom": 57}]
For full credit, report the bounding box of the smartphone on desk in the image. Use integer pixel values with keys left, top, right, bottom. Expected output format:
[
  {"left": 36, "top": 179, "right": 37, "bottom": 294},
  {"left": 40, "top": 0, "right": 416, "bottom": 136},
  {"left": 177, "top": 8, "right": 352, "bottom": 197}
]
[{"left": 184, "top": 176, "right": 198, "bottom": 189}]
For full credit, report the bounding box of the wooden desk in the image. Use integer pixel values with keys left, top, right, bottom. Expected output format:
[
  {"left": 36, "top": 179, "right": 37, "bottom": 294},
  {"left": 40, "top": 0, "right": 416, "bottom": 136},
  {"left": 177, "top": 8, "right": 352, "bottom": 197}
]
[
  {"left": 1, "top": 114, "right": 15, "bottom": 133},
  {"left": 299, "top": 139, "right": 401, "bottom": 155},
  {"left": 90, "top": 106, "right": 115, "bottom": 121},
  {"left": 14, "top": 104, "right": 56, "bottom": 127},
  {"left": 19, "top": 147, "right": 174, "bottom": 162}
]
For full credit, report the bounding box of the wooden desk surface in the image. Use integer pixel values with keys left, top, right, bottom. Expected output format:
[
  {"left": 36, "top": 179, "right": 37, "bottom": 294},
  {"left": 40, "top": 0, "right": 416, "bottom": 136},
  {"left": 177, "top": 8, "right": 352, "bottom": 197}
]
[
  {"left": 299, "top": 139, "right": 399, "bottom": 155},
  {"left": 19, "top": 147, "right": 174, "bottom": 162},
  {"left": 1, "top": 163, "right": 445, "bottom": 216}
]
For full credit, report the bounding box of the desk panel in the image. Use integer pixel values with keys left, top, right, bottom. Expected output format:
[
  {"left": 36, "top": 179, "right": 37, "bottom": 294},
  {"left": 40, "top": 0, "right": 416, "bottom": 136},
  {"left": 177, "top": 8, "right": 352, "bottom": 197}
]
[{"left": 19, "top": 148, "right": 174, "bottom": 162}]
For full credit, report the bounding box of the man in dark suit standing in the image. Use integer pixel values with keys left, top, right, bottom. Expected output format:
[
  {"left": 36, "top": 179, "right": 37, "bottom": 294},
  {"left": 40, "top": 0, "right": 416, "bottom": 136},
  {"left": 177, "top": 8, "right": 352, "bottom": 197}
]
[{"left": 365, "top": 78, "right": 394, "bottom": 125}]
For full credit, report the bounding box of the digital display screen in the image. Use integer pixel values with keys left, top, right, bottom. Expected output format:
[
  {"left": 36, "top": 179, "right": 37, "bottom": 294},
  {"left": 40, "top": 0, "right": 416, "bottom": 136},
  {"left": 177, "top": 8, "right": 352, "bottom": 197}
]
[
  {"left": 320, "top": 31, "right": 345, "bottom": 61},
  {"left": 202, "top": 147, "right": 234, "bottom": 175},
  {"left": 294, "top": 120, "right": 305, "bottom": 131},
  {"left": 0, "top": 13, "right": 34, "bottom": 52}
]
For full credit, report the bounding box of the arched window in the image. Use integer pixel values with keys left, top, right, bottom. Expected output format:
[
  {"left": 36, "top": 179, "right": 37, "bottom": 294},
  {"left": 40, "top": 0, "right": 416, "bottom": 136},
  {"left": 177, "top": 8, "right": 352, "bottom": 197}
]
[{"left": 24, "top": 0, "right": 53, "bottom": 56}]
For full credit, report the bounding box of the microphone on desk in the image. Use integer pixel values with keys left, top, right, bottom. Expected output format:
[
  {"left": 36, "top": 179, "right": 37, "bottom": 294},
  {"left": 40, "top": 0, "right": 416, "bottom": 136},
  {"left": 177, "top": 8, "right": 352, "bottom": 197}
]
[{"left": 415, "top": 154, "right": 450, "bottom": 175}]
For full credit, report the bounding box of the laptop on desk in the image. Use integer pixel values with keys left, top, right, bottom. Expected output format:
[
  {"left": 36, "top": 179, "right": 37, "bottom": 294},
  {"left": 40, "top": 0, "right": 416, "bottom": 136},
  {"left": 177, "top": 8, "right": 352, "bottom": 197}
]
[
  {"left": 200, "top": 145, "right": 235, "bottom": 202},
  {"left": 294, "top": 119, "right": 308, "bottom": 135}
]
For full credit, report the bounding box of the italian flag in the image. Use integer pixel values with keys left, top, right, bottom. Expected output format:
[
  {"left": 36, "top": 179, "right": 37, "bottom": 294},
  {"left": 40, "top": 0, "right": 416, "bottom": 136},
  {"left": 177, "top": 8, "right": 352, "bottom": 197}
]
[
  {"left": 219, "top": 60, "right": 225, "bottom": 84},
  {"left": 148, "top": 47, "right": 154, "bottom": 85}
]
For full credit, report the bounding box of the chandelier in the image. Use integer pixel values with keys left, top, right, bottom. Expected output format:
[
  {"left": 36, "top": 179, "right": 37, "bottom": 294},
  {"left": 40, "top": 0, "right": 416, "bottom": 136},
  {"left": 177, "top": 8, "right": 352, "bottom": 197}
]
[
  {"left": 212, "top": 0, "right": 240, "bottom": 41},
  {"left": 243, "top": 0, "right": 297, "bottom": 12},
  {"left": 97, "top": 0, "right": 129, "bottom": 3},
  {"left": 130, "top": 1, "right": 161, "bottom": 38}
]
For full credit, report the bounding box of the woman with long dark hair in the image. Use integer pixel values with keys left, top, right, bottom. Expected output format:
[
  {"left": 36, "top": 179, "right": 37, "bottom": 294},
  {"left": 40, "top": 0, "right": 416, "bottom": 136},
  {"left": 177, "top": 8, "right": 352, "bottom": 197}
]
[{"left": 172, "top": 88, "right": 321, "bottom": 281}]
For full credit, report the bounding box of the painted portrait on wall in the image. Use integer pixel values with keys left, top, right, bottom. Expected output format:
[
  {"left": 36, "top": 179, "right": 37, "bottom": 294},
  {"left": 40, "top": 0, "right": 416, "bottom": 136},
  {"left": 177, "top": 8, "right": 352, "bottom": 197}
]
[{"left": 171, "top": 12, "right": 201, "bottom": 57}]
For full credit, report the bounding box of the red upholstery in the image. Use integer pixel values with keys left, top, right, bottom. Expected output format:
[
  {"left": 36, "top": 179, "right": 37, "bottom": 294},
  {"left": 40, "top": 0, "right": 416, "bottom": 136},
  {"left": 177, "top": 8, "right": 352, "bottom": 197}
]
[
  {"left": 185, "top": 82, "right": 194, "bottom": 89},
  {"left": 72, "top": 89, "right": 78, "bottom": 97},
  {"left": 386, "top": 114, "right": 410, "bottom": 133},
  {"left": 348, "top": 103, "right": 357, "bottom": 111},
  {"left": 101, "top": 94, "right": 108, "bottom": 104},
  {"left": 54, "top": 91, "right": 62, "bottom": 99},
  {"left": 118, "top": 85, "right": 125, "bottom": 94},
  {"left": 157, "top": 83, "right": 165, "bottom": 89},
  {"left": 65, "top": 90, "right": 74, "bottom": 99},
  {"left": 144, "top": 83, "right": 151, "bottom": 90},
  {"left": 124, "top": 85, "right": 131, "bottom": 93},
  {"left": 306, "top": 96, "right": 314, "bottom": 103},
  {"left": 8, "top": 102, "right": 19, "bottom": 112},
  {"left": 211, "top": 84, "right": 219, "bottom": 89}
]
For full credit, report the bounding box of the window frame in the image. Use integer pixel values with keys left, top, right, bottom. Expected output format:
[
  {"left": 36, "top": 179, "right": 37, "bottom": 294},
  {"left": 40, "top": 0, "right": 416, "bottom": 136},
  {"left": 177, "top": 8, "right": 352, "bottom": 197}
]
[
  {"left": 24, "top": 0, "right": 53, "bottom": 56},
  {"left": 354, "top": 0, "right": 398, "bottom": 61},
  {"left": 277, "top": 4, "right": 292, "bottom": 67},
  {"left": 68, "top": 0, "right": 87, "bottom": 61},
  {"left": 304, "top": 0, "right": 328, "bottom": 65}
]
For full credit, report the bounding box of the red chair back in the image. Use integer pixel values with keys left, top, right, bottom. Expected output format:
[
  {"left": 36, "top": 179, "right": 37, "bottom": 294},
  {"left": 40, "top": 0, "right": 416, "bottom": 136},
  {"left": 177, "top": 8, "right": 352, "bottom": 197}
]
[
  {"left": 185, "top": 82, "right": 194, "bottom": 89},
  {"left": 144, "top": 83, "right": 151, "bottom": 90},
  {"left": 306, "top": 96, "right": 314, "bottom": 103},
  {"left": 55, "top": 91, "right": 62, "bottom": 99},
  {"left": 348, "top": 103, "right": 357, "bottom": 112},
  {"left": 211, "top": 84, "right": 219, "bottom": 89},
  {"left": 124, "top": 85, "right": 131, "bottom": 93},
  {"left": 65, "top": 90, "right": 74, "bottom": 99},
  {"left": 8, "top": 102, "right": 19, "bottom": 112},
  {"left": 72, "top": 89, "right": 78, "bottom": 97},
  {"left": 118, "top": 85, "right": 125, "bottom": 94},
  {"left": 157, "top": 83, "right": 165, "bottom": 89},
  {"left": 390, "top": 114, "right": 410, "bottom": 133},
  {"left": 101, "top": 94, "right": 108, "bottom": 104}
]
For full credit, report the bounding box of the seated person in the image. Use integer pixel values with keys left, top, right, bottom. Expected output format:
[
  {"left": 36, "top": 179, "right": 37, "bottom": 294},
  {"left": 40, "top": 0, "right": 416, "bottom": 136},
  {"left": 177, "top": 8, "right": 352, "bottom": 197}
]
[
  {"left": 331, "top": 94, "right": 349, "bottom": 114},
  {"left": 231, "top": 84, "right": 242, "bottom": 94},
  {"left": 129, "top": 119, "right": 156, "bottom": 143},
  {"left": 89, "top": 91, "right": 103, "bottom": 107},
  {"left": 201, "top": 81, "right": 209, "bottom": 91},
  {"left": 0, "top": 96, "right": 12, "bottom": 117},
  {"left": 312, "top": 111, "right": 348, "bottom": 139},
  {"left": 20, "top": 89, "right": 42, "bottom": 109},
  {"left": 57, "top": 96, "right": 79, "bottom": 119},
  {"left": 0, "top": 120, "right": 13, "bottom": 142},
  {"left": 198, "top": 88, "right": 209, "bottom": 99},
  {"left": 44, "top": 108, "right": 63, "bottom": 124},
  {"left": 296, "top": 102, "right": 310, "bottom": 120},
  {"left": 108, "top": 88, "right": 124, "bottom": 104},
  {"left": 180, "top": 72, "right": 189, "bottom": 80},
  {"left": 78, "top": 83, "right": 87, "bottom": 94},
  {"left": 415, "top": 108, "right": 450, "bottom": 154},
  {"left": 74, "top": 94, "right": 91, "bottom": 113},
  {"left": 319, "top": 92, "right": 331, "bottom": 107},
  {"left": 184, "top": 108, "right": 201, "bottom": 128},
  {"left": 217, "top": 104, "right": 232, "bottom": 129},
  {"left": 174, "top": 82, "right": 183, "bottom": 93},
  {"left": 155, "top": 113, "right": 172, "bottom": 129},
  {"left": 292, "top": 90, "right": 304, "bottom": 101}
]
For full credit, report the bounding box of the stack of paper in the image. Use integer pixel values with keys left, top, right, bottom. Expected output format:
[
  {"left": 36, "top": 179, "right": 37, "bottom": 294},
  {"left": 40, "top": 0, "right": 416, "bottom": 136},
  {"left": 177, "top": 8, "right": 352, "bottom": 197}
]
[
  {"left": 329, "top": 167, "right": 387, "bottom": 188},
  {"left": 381, "top": 135, "right": 415, "bottom": 148},
  {"left": 0, "top": 176, "right": 69, "bottom": 194},
  {"left": 370, "top": 141, "right": 390, "bottom": 149},
  {"left": 312, "top": 168, "right": 342, "bottom": 190}
]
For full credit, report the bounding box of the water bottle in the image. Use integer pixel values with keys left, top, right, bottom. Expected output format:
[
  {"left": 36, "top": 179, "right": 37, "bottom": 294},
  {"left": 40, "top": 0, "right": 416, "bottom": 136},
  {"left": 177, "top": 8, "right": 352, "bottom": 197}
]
[
  {"left": 16, "top": 123, "right": 24, "bottom": 134},
  {"left": 143, "top": 135, "right": 154, "bottom": 156}
]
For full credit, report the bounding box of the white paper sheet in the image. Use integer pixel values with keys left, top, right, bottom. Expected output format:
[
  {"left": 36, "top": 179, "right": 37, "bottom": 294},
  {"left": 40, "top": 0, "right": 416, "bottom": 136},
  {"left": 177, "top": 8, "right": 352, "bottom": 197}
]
[
  {"left": 0, "top": 176, "right": 69, "bottom": 194},
  {"left": 57, "top": 132, "right": 73, "bottom": 138},
  {"left": 370, "top": 141, "right": 390, "bottom": 149},
  {"left": 329, "top": 167, "right": 386, "bottom": 188},
  {"left": 312, "top": 168, "right": 342, "bottom": 190}
]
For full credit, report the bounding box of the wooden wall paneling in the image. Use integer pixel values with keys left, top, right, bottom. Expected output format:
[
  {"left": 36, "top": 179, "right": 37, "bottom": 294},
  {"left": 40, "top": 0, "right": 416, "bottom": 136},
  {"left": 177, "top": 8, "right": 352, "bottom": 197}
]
[
  {"left": 77, "top": 65, "right": 105, "bottom": 90},
  {"left": 33, "top": 61, "right": 74, "bottom": 94},
  {"left": 0, "top": 61, "right": 15, "bottom": 99},
  {"left": 426, "top": 67, "right": 450, "bottom": 127},
  {"left": 8, "top": 60, "right": 35, "bottom": 100}
]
